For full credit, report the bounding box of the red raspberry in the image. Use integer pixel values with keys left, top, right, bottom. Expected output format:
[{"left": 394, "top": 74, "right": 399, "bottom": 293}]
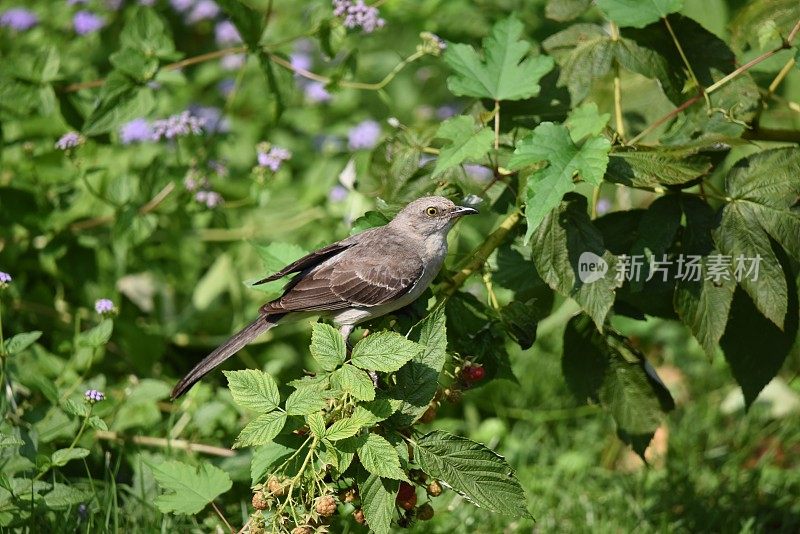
[
  {"left": 463, "top": 364, "right": 485, "bottom": 382},
  {"left": 396, "top": 482, "right": 417, "bottom": 510},
  {"left": 417, "top": 502, "right": 434, "bottom": 521}
]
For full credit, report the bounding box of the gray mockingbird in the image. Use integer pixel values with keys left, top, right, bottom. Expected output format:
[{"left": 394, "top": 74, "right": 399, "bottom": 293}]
[{"left": 171, "top": 196, "right": 478, "bottom": 398}]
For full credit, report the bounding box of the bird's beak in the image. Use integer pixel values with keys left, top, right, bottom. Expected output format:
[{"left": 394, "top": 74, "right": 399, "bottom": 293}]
[{"left": 451, "top": 205, "right": 479, "bottom": 218}]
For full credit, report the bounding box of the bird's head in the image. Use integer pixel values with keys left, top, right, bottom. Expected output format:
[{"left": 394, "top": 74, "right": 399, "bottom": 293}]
[{"left": 390, "top": 196, "right": 478, "bottom": 237}]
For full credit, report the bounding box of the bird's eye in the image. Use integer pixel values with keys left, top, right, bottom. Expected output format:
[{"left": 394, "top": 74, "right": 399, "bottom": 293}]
[{"left": 425, "top": 206, "right": 438, "bottom": 216}]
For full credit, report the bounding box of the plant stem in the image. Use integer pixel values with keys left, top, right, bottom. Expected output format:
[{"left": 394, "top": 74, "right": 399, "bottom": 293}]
[
  {"left": 663, "top": 16, "right": 711, "bottom": 109},
  {"left": 609, "top": 22, "right": 626, "bottom": 140},
  {"left": 211, "top": 501, "right": 234, "bottom": 533},
  {"left": 493, "top": 100, "right": 500, "bottom": 150},
  {"left": 627, "top": 94, "right": 703, "bottom": 145},
  {"left": 94, "top": 431, "right": 236, "bottom": 457}
]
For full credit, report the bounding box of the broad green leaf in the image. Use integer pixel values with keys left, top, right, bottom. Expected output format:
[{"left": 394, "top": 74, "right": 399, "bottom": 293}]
[
  {"left": 310, "top": 323, "right": 346, "bottom": 372},
  {"left": 120, "top": 7, "right": 176, "bottom": 59},
  {"left": 444, "top": 17, "right": 554, "bottom": 101},
  {"left": 721, "top": 287, "right": 799, "bottom": 409},
  {"left": 355, "top": 397, "right": 396, "bottom": 426},
  {"left": 77, "top": 320, "right": 113, "bottom": 348},
  {"left": 109, "top": 48, "right": 159, "bottom": 82},
  {"left": 4, "top": 331, "right": 42, "bottom": 355},
  {"left": 285, "top": 386, "right": 328, "bottom": 416},
  {"left": 62, "top": 399, "right": 90, "bottom": 418},
  {"left": 730, "top": 0, "right": 800, "bottom": 52},
  {"left": 511, "top": 123, "right": 610, "bottom": 242},
  {"left": 83, "top": 82, "right": 154, "bottom": 136},
  {"left": 331, "top": 364, "right": 375, "bottom": 401},
  {"left": 390, "top": 307, "right": 448, "bottom": 426},
  {"left": 357, "top": 434, "right": 406, "bottom": 480},
  {"left": 545, "top": 0, "right": 592, "bottom": 21},
  {"left": 530, "top": 194, "right": 620, "bottom": 328},
  {"left": 224, "top": 370, "right": 280, "bottom": 412},
  {"left": 50, "top": 448, "right": 90, "bottom": 467},
  {"left": 43, "top": 483, "right": 92, "bottom": 509},
  {"left": 87, "top": 415, "right": 108, "bottom": 431},
  {"left": 596, "top": 0, "right": 683, "bottom": 28},
  {"left": 628, "top": 195, "right": 682, "bottom": 292},
  {"left": 564, "top": 102, "right": 610, "bottom": 142},
  {"left": 415, "top": 431, "right": 530, "bottom": 518},
  {"left": 358, "top": 474, "right": 398, "bottom": 534},
  {"left": 216, "top": 0, "right": 264, "bottom": 49},
  {"left": 432, "top": 116, "right": 494, "bottom": 177},
  {"left": 249, "top": 242, "right": 308, "bottom": 297},
  {"left": 351, "top": 332, "right": 422, "bottom": 372},
  {"left": 251, "top": 435, "right": 306, "bottom": 483},
  {"left": 563, "top": 315, "right": 674, "bottom": 456},
  {"left": 234, "top": 411, "right": 287, "bottom": 448},
  {"left": 325, "top": 417, "right": 364, "bottom": 441},
  {"left": 307, "top": 413, "right": 326, "bottom": 438},
  {"left": 605, "top": 141, "right": 729, "bottom": 188},
  {"left": 152, "top": 460, "right": 233, "bottom": 515},
  {"left": 0, "top": 434, "right": 24, "bottom": 448},
  {"left": 500, "top": 300, "right": 543, "bottom": 350}
]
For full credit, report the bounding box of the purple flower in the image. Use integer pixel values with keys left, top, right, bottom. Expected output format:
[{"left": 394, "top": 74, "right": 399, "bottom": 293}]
[
  {"left": 55, "top": 131, "right": 84, "bottom": 150},
  {"left": 215, "top": 20, "right": 241, "bottom": 46},
  {"left": 217, "top": 78, "right": 236, "bottom": 97},
  {"left": 170, "top": 0, "right": 194, "bottom": 11},
  {"left": 329, "top": 185, "right": 349, "bottom": 202},
  {"left": 188, "top": 105, "right": 229, "bottom": 134},
  {"left": 119, "top": 118, "right": 153, "bottom": 144},
  {"left": 187, "top": 0, "right": 218, "bottom": 23},
  {"left": 84, "top": 389, "right": 105, "bottom": 403},
  {"left": 464, "top": 164, "right": 493, "bottom": 182},
  {"left": 304, "top": 82, "right": 331, "bottom": 103},
  {"left": 0, "top": 271, "right": 11, "bottom": 288},
  {"left": 73, "top": 11, "right": 104, "bottom": 35},
  {"left": 436, "top": 105, "right": 459, "bottom": 120},
  {"left": 195, "top": 190, "right": 223, "bottom": 208},
  {"left": 348, "top": 120, "right": 381, "bottom": 150},
  {"left": 290, "top": 53, "right": 312, "bottom": 72},
  {"left": 0, "top": 8, "right": 39, "bottom": 30},
  {"left": 94, "top": 298, "right": 115, "bottom": 314},
  {"left": 333, "top": 0, "right": 385, "bottom": 33},
  {"left": 151, "top": 110, "right": 205, "bottom": 140},
  {"left": 220, "top": 53, "right": 245, "bottom": 70},
  {"left": 208, "top": 160, "right": 228, "bottom": 176},
  {"left": 596, "top": 198, "right": 612, "bottom": 216},
  {"left": 257, "top": 145, "right": 292, "bottom": 171}
]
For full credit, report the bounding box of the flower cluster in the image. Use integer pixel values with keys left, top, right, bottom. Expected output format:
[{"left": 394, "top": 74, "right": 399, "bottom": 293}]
[
  {"left": 214, "top": 20, "right": 241, "bottom": 46},
  {"left": 94, "top": 298, "right": 115, "bottom": 315},
  {"left": 55, "top": 132, "right": 84, "bottom": 150},
  {"left": 73, "top": 11, "right": 104, "bottom": 35},
  {"left": 194, "top": 190, "right": 224, "bottom": 208},
  {"left": 119, "top": 118, "right": 153, "bottom": 144},
  {"left": 171, "top": 0, "right": 220, "bottom": 23},
  {"left": 151, "top": 110, "right": 206, "bottom": 141},
  {"left": 332, "top": 0, "right": 385, "bottom": 33},
  {"left": 184, "top": 169, "right": 223, "bottom": 209},
  {"left": 257, "top": 144, "right": 292, "bottom": 172},
  {"left": 289, "top": 46, "right": 332, "bottom": 104},
  {"left": 0, "top": 8, "right": 38, "bottom": 31},
  {"left": 347, "top": 120, "right": 381, "bottom": 150},
  {"left": 84, "top": 389, "right": 105, "bottom": 404},
  {"left": 418, "top": 32, "right": 447, "bottom": 56},
  {"left": 0, "top": 271, "right": 11, "bottom": 289}
]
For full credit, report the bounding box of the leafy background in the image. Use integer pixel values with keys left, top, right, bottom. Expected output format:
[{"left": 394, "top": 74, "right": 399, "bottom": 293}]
[{"left": 1, "top": 0, "right": 800, "bottom": 532}]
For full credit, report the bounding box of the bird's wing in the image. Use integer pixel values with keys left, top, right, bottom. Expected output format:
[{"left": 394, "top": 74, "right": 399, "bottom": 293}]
[
  {"left": 261, "top": 237, "right": 425, "bottom": 313},
  {"left": 252, "top": 236, "right": 361, "bottom": 286}
]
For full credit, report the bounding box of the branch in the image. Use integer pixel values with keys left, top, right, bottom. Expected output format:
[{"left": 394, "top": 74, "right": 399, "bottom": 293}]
[
  {"left": 742, "top": 127, "right": 800, "bottom": 143},
  {"left": 94, "top": 430, "right": 236, "bottom": 457}
]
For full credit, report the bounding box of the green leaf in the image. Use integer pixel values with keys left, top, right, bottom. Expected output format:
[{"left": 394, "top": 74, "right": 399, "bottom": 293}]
[
  {"left": 545, "top": 0, "right": 592, "bottom": 21},
  {"left": 310, "top": 323, "right": 346, "bottom": 372},
  {"left": 250, "top": 241, "right": 308, "bottom": 297},
  {"left": 83, "top": 81, "right": 154, "bottom": 136},
  {"left": 285, "top": 386, "right": 327, "bottom": 416},
  {"left": 331, "top": 364, "right": 375, "bottom": 401},
  {"left": 731, "top": 0, "right": 800, "bottom": 52},
  {"left": 432, "top": 116, "right": 494, "bottom": 177},
  {"left": 120, "top": 7, "right": 176, "bottom": 59},
  {"left": 251, "top": 435, "right": 306, "bottom": 483},
  {"left": 563, "top": 315, "right": 674, "bottom": 456},
  {"left": 351, "top": 332, "right": 422, "bottom": 373},
  {"left": 390, "top": 308, "right": 448, "bottom": 426},
  {"left": 87, "top": 415, "right": 108, "bottom": 431},
  {"left": 444, "top": 16, "right": 554, "bottom": 101},
  {"left": 564, "top": 102, "right": 610, "bottom": 142},
  {"left": 358, "top": 474, "right": 398, "bottom": 534},
  {"left": 62, "top": 399, "right": 90, "bottom": 418},
  {"left": 307, "top": 413, "right": 326, "bottom": 438},
  {"left": 605, "top": 142, "right": 726, "bottom": 188},
  {"left": 713, "top": 148, "right": 800, "bottom": 329},
  {"left": 224, "top": 370, "right": 280, "bottom": 412},
  {"left": 511, "top": 123, "right": 610, "bottom": 242},
  {"left": 721, "top": 286, "right": 799, "bottom": 409},
  {"left": 325, "top": 417, "right": 364, "bottom": 441},
  {"left": 77, "top": 320, "right": 113, "bottom": 348},
  {"left": 596, "top": 0, "right": 683, "bottom": 28},
  {"left": 0, "top": 434, "right": 24, "bottom": 448},
  {"left": 415, "top": 431, "right": 530, "bottom": 518},
  {"left": 152, "top": 460, "right": 233, "bottom": 515},
  {"left": 44, "top": 484, "right": 92, "bottom": 509},
  {"left": 4, "top": 331, "right": 42, "bottom": 355},
  {"left": 50, "top": 448, "right": 90, "bottom": 467},
  {"left": 109, "top": 48, "right": 159, "bottom": 82},
  {"left": 357, "top": 434, "right": 407, "bottom": 480},
  {"left": 216, "top": 0, "right": 264, "bottom": 49},
  {"left": 234, "top": 411, "right": 287, "bottom": 448}
]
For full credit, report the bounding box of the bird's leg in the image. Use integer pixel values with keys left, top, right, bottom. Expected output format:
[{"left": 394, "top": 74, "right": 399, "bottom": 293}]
[{"left": 339, "top": 324, "right": 355, "bottom": 355}]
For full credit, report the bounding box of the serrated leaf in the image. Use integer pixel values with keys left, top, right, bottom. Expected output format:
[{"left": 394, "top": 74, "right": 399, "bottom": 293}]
[
  {"left": 4, "top": 331, "right": 42, "bottom": 355},
  {"left": 351, "top": 332, "right": 422, "bottom": 373},
  {"left": 357, "top": 434, "right": 406, "bottom": 480},
  {"left": 77, "top": 320, "right": 113, "bottom": 348},
  {"left": 444, "top": 16, "right": 554, "bottom": 101},
  {"left": 390, "top": 308, "right": 448, "bottom": 426},
  {"left": 310, "top": 323, "right": 346, "bottom": 372},
  {"left": 530, "top": 193, "right": 620, "bottom": 328},
  {"left": 605, "top": 143, "right": 722, "bottom": 188},
  {"left": 251, "top": 435, "right": 306, "bottom": 483},
  {"left": 120, "top": 7, "right": 176, "bottom": 59},
  {"left": 51, "top": 448, "right": 90, "bottom": 467},
  {"left": 234, "top": 411, "right": 287, "bottom": 448},
  {"left": 325, "top": 417, "right": 364, "bottom": 441},
  {"left": 307, "top": 413, "right": 326, "bottom": 438},
  {"left": 415, "top": 431, "right": 530, "bottom": 518},
  {"left": 62, "top": 399, "right": 90, "bottom": 418},
  {"left": 731, "top": 0, "right": 800, "bottom": 52},
  {"left": 224, "top": 370, "right": 280, "bottom": 412},
  {"left": 285, "top": 387, "right": 327, "bottom": 416},
  {"left": 565, "top": 102, "right": 610, "bottom": 142},
  {"left": 331, "top": 364, "right": 375, "bottom": 401},
  {"left": 511, "top": 123, "right": 610, "bottom": 242},
  {"left": 87, "top": 415, "right": 108, "bottom": 431},
  {"left": 44, "top": 483, "right": 92, "bottom": 508},
  {"left": 109, "top": 47, "right": 159, "bottom": 82},
  {"left": 597, "top": 0, "right": 683, "bottom": 28},
  {"left": 358, "top": 474, "right": 398, "bottom": 534},
  {"left": 432, "top": 116, "right": 494, "bottom": 177},
  {"left": 152, "top": 460, "right": 232, "bottom": 515}
]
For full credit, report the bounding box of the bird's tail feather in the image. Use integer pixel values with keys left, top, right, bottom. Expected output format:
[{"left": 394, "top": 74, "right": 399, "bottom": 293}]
[{"left": 171, "top": 317, "right": 276, "bottom": 399}]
